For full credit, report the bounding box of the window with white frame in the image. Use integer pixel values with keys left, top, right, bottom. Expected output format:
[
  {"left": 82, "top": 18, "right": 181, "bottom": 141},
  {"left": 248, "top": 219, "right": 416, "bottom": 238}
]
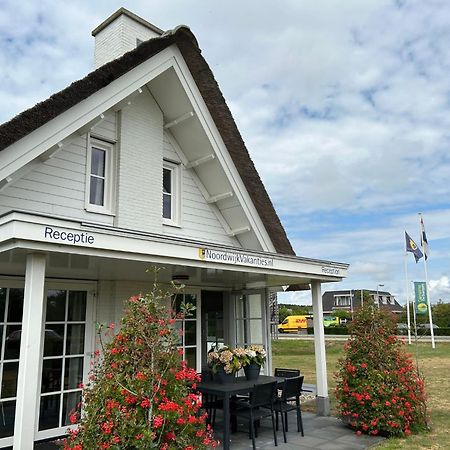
[
  {"left": 162, "top": 161, "right": 180, "bottom": 225},
  {"left": 334, "top": 295, "right": 351, "bottom": 307},
  {"left": 86, "top": 139, "right": 114, "bottom": 214}
]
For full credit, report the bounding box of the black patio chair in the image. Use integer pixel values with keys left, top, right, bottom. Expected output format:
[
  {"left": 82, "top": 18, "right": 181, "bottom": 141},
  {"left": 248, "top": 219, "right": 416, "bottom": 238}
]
[
  {"left": 231, "top": 381, "right": 278, "bottom": 450},
  {"left": 274, "top": 367, "right": 300, "bottom": 378},
  {"left": 274, "top": 375, "right": 304, "bottom": 442}
]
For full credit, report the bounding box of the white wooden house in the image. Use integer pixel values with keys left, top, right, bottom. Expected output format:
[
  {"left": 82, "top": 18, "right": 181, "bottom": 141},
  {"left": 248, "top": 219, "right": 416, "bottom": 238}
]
[{"left": 0, "top": 8, "right": 348, "bottom": 448}]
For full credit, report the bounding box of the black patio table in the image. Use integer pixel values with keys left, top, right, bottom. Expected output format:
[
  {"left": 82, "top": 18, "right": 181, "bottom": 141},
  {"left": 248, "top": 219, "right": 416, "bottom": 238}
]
[{"left": 197, "top": 375, "right": 283, "bottom": 450}]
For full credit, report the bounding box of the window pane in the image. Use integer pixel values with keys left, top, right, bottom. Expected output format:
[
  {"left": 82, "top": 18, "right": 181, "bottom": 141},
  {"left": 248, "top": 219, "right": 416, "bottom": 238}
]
[
  {"left": 90, "top": 177, "right": 105, "bottom": 206},
  {"left": 43, "top": 325, "right": 65, "bottom": 357},
  {"left": 64, "top": 357, "right": 83, "bottom": 390},
  {"left": 174, "top": 321, "right": 183, "bottom": 346},
  {"left": 66, "top": 324, "right": 85, "bottom": 355},
  {"left": 41, "top": 359, "right": 63, "bottom": 393},
  {"left": 1, "top": 362, "right": 19, "bottom": 398},
  {"left": 185, "top": 321, "right": 196, "bottom": 346},
  {"left": 163, "top": 168, "right": 172, "bottom": 193},
  {"left": 163, "top": 193, "right": 171, "bottom": 219},
  {"left": 91, "top": 147, "right": 105, "bottom": 177},
  {"left": 0, "top": 400, "right": 16, "bottom": 438},
  {"left": 68, "top": 291, "right": 86, "bottom": 322},
  {"left": 39, "top": 394, "right": 60, "bottom": 430},
  {"left": 185, "top": 348, "right": 196, "bottom": 369},
  {"left": 7, "top": 289, "right": 24, "bottom": 323},
  {"left": 0, "top": 288, "right": 6, "bottom": 321},
  {"left": 173, "top": 294, "right": 183, "bottom": 314},
  {"left": 62, "top": 391, "right": 82, "bottom": 426},
  {"left": 4, "top": 325, "right": 21, "bottom": 360},
  {"left": 46, "top": 290, "right": 66, "bottom": 322}
]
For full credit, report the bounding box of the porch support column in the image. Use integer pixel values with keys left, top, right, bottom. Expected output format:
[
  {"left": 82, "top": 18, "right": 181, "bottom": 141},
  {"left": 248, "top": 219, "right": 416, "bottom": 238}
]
[
  {"left": 14, "top": 253, "right": 46, "bottom": 450},
  {"left": 311, "top": 280, "right": 330, "bottom": 416}
]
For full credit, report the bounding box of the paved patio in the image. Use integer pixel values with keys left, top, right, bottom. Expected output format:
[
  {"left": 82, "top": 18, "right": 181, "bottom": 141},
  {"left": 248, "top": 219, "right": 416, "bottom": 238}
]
[
  {"left": 212, "top": 410, "right": 385, "bottom": 450},
  {"left": 29, "top": 408, "right": 385, "bottom": 450}
]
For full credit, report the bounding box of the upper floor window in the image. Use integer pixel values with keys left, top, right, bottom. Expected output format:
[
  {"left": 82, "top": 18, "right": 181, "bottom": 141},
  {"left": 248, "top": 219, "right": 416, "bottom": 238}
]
[
  {"left": 334, "top": 295, "right": 350, "bottom": 307},
  {"left": 86, "top": 138, "right": 114, "bottom": 214},
  {"left": 163, "top": 160, "right": 180, "bottom": 226}
]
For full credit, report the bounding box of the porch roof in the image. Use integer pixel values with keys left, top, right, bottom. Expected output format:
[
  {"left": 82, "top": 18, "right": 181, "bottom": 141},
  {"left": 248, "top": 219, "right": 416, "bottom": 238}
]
[{"left": 0, "top": 211, "right": 348, "bottom": 290}]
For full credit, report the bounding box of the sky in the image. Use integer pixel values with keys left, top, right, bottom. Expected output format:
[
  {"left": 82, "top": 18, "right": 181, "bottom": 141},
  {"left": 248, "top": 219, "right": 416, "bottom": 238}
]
[{"left": 1, "top": 0, "right": 449, "bottom": 305}]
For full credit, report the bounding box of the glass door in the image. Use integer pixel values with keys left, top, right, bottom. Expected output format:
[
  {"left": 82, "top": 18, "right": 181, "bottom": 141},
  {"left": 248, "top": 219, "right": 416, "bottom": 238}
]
[
  {"left": 0, "top": 287, "right": 24, "bottom": 447},
  {"left": 36, "top": 288, "right": 93, "bottom": 440}
]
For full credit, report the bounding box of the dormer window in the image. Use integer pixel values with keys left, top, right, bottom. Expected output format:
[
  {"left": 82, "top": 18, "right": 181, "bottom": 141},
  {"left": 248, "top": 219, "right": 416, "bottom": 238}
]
[
  {"left": 85, "top": 138, "right": 114, "bottom": 214},
  {"left": 162, "top": 160, "right": 181, "bottom": 226}
]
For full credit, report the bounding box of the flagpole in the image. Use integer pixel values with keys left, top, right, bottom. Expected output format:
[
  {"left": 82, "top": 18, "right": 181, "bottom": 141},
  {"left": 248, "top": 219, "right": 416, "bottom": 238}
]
[
  {"left": 419, "top": 213, "right": 436, "bottom": 349},
  {"left": 404, "top": 252, "right": 412, "bottom": 344}
]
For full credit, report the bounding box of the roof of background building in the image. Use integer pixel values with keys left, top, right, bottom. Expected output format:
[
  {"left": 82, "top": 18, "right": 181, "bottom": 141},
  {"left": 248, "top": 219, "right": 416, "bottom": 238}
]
[{"left": 0, "top": 25, "right": 294, "bottom": 255}]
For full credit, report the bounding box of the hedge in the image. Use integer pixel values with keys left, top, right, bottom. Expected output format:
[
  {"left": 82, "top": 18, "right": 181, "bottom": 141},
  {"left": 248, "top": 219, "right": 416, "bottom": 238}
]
[{"left": 306, "top": 327, "right": 450, "bottom": 336}]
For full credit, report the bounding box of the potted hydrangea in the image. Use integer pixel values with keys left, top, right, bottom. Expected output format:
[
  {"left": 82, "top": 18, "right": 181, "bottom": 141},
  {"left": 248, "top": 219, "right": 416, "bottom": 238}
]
[
  {"left": 207, "top": 346, "right": 243, "bottom": 383},
  {"left": 241, "top": 345, "right": 266, "bottom": 380}
]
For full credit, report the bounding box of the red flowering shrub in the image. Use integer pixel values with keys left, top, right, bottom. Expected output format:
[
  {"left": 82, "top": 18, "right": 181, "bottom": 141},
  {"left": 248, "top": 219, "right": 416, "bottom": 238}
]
[
  {"left": 63, "top": 277, "right": 216, "bottom": 449},
  {"left": 334, "top": 304, "right": 428, "bottom": 437}
]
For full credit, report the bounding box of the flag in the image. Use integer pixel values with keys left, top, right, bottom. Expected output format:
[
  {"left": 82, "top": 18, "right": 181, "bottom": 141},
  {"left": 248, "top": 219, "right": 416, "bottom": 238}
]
[
  {"left": 405, "top": 231, "right": 423, "bottom": 263},
  {"left": 420, "top": 216, "right": 429, "bottom": 260}
]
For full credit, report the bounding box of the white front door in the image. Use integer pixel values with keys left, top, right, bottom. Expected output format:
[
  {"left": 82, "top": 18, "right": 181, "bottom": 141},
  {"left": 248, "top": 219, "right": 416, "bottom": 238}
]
[{"left": 35, "top": 285, "right": 94, "bottom": 441}]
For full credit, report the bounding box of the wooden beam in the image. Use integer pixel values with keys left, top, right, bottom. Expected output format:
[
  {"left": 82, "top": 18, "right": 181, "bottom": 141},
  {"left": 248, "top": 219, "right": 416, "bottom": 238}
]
[
  {"left": 113, "top": 87, "right": 143, "bottom": 111},
  {"left": 185, "top": 154, "right": 215, "bottom": 169},
  {"left": 206, "top": 192, "right": 233, "bottom": 203},
  {"left": 228, "top": 226, "right": 251, "bottom": 236},
  {"left": 40, "top": 142, "right": 64, "bottom": 162},
  {"left": 164, "top": 111, "right": 194, "bottom": 129},
  {"left": 77, "top": 113, "right": 105, "bottom": 136},
  {"left": 0, "top": 176, "right": 13, "bottom": 192}
]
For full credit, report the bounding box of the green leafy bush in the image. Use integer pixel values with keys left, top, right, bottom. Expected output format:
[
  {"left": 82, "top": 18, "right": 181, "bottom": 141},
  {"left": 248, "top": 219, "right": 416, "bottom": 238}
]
[
  {"left": 63, "top": 278, "right": 216, "bottom": 449},
  {"left": 334, "top": 304, "right": 428, "bottom": 437}
]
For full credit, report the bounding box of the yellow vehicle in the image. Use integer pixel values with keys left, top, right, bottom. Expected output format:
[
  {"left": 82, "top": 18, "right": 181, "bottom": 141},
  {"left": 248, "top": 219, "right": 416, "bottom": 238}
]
[{"left": 278, "top": 315, "right": 311, "bottom": 333}]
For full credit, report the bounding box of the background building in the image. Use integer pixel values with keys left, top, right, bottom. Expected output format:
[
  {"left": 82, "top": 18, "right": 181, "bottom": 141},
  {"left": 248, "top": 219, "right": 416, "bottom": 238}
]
[{"left": 322, "top": 290, "right": 403, "bottom": 315}]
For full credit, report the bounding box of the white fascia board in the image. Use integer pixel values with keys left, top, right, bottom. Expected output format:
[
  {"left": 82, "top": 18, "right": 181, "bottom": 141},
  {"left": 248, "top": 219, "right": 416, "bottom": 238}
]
[
  {"left": 169, "top": 47, "right": 276, "bottom": 253},
  {"left": 0, "top": 47, "right": 178, "bottom": 182},
  {"left": 0, "top": 213, "right": 348, "bottom": 282}
]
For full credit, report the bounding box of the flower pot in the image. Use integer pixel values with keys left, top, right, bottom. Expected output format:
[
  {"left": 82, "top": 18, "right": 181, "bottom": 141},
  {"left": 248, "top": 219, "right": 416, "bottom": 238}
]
[
  {"left": 215, "top": 367, "right": 236, "bottom": 384},
  {"left": 244, "top": 363, "right": 261, "bottom": 381}
]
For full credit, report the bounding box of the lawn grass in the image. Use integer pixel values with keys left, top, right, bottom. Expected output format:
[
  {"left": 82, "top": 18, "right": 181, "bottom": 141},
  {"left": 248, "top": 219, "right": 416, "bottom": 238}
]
[{"left": 272, "top": 339, "right": 450, "bottom": 449}]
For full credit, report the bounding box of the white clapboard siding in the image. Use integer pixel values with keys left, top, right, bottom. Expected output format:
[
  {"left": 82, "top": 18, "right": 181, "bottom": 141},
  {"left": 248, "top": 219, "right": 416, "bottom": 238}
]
[
  {"left": 163, "top": 132, "right": 239, "bottom": 247},
  {"left": 0, "top": 134, "right": 114, "bottom": 225}
]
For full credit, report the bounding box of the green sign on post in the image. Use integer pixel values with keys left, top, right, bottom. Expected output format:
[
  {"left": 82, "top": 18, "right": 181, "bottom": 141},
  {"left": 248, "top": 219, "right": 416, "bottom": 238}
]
[{"left": 414, "top": 281, "right": 428, "bottom": 315}]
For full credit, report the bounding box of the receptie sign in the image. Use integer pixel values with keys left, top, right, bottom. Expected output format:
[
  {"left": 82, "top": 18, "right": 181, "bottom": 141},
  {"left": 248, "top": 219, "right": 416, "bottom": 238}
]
[{"left": 44, "top": 226, "right": 95, "bottom": 245}]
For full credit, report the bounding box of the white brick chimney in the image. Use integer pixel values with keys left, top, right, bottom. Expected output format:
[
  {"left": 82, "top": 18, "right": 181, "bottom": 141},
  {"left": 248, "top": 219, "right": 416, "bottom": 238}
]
[{"left": 92, "top": 8, "right": 164, "bottom": 69}]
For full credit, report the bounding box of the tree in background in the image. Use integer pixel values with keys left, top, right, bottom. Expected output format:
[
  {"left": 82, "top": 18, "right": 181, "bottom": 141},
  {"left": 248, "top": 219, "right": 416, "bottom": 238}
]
[
  {"left": 352, "top": 290, "right": 375, "bottom": 307},
  {"left": 64, "top": 276, "right": 216, "bottom": 450},
  {"left": 334, "top": 304, "right": 428, "bottom": 437},
  {"left": 431, "top": 301, "right": 450, "bottom": 328}
]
